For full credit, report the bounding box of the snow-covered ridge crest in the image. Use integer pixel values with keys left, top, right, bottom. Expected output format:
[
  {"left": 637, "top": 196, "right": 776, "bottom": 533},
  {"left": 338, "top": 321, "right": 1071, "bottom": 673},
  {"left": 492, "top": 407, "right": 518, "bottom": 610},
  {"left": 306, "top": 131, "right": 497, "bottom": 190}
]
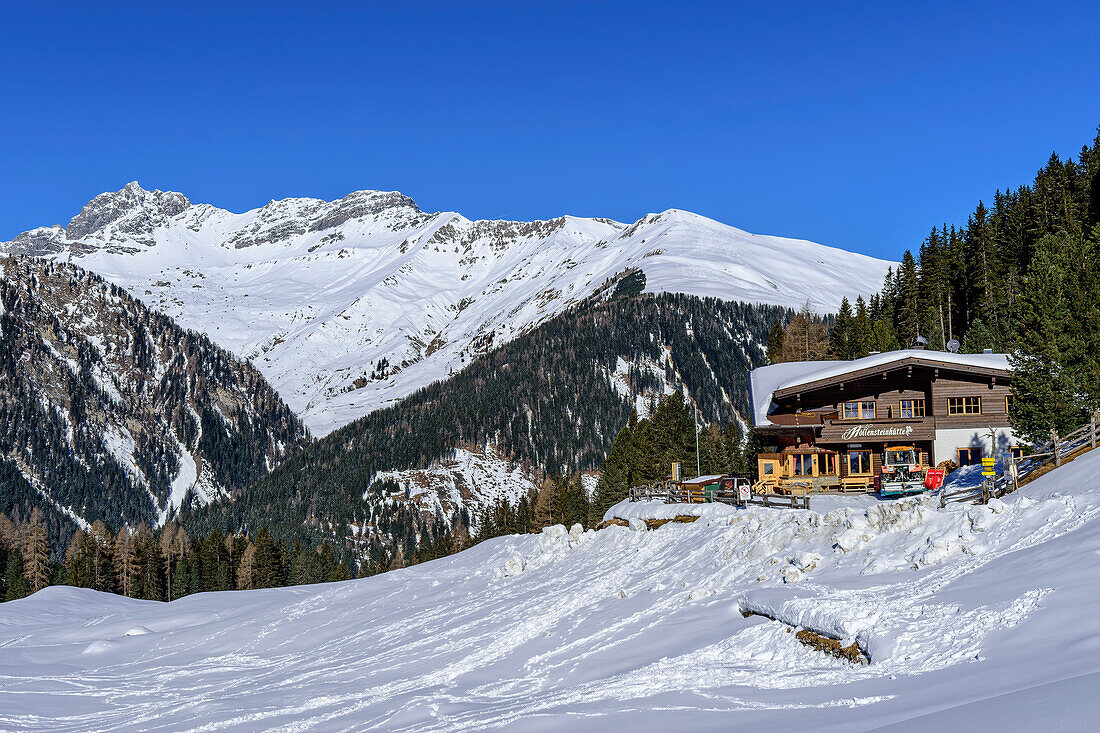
[{"left": 2, "top": 183, "right": 895, "bottom": 435}]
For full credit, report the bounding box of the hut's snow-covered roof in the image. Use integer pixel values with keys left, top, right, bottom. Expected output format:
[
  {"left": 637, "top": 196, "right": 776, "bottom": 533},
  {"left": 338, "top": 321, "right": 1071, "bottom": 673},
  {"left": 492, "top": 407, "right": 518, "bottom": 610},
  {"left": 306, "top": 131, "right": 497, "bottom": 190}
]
[{"left": 748, "top": 350, "right": 1012, "bottom": 427}]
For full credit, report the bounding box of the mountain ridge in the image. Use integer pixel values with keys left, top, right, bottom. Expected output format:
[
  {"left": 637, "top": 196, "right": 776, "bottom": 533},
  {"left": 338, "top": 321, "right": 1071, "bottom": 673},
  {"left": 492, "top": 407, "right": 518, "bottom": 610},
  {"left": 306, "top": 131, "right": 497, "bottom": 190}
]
[{"left": 2, "top": 183, "right": 894, "bottom": 434}]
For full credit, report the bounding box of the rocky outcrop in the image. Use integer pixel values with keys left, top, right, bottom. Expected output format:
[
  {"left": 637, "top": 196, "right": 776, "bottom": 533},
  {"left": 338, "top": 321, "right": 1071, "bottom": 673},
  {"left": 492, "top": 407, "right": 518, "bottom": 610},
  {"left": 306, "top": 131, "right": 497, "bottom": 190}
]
[{"left": 65, "top": 181, "right": 190, "bottom": 239}]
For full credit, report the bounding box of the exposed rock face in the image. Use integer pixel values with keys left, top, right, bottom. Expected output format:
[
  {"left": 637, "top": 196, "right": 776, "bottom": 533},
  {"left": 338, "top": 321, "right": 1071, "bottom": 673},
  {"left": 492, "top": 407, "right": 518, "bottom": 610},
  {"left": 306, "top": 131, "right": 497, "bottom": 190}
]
[
  {"left": 66, "top": 181, "right": 190, "bottom": 240},
  {"left": 8, "top": 227, "right": 67, "bottom": 257},
  {"left": 309, "top": 190, "right": 422, "bottom": 232}
]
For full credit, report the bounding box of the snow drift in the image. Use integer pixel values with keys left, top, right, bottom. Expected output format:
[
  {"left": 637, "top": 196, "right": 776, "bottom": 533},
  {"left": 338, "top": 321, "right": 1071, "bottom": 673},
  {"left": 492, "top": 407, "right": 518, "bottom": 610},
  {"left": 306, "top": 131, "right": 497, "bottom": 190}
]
[{"left": 3, "top": 450, "right": 1099, "bottom": 731}]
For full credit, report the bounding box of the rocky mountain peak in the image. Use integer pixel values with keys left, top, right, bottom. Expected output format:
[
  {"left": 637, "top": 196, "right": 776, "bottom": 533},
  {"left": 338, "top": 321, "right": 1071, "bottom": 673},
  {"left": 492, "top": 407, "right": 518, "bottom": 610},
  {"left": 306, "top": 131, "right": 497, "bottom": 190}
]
[
  {"left": 65, "top": 182, "right": 191, "bottom": 239},
  {"left": 309, "top": 190, "right": 424, "bottom": 232}
]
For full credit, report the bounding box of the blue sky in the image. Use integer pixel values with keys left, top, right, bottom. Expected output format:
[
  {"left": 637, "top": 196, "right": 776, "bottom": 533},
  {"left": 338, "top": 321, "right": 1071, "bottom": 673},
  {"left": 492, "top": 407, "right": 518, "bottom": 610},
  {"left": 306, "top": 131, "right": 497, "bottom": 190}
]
[{"left": 1, "top": 1, "right": 1097, "bottom": 259}]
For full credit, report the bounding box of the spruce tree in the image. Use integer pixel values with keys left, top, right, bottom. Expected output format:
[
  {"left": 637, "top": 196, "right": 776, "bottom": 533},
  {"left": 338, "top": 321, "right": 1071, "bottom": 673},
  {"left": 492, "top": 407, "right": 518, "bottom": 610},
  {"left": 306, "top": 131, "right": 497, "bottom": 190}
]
[
  {"left": 4, "top": 550, "right": 30, "bottom": 601},
  {"left": 253, "top": 527, "right": 280, "bottom": 589},
  {"left": 852, "top": 296, "right": 872, "bottom": 358},
  {"left": 896, "top": 251, "right": 921, "bottom": 344},
  {"left": 765, "top": 320, "right": 785, "bottom": 364},
  {"left": 65, "top": 529, "right": 95, "bottom": 589},
  {"left": 1010, "top": 231, "right": 1089, "bottom": 443},
  {"left": 829, "top": 297, "right": 855, "bottom": 359},
  {"left": 960, "top": 318, "right": 997, "bottom": 353},
  {"left": 89, "top": 521, "right": 115, "bottom": 593}
]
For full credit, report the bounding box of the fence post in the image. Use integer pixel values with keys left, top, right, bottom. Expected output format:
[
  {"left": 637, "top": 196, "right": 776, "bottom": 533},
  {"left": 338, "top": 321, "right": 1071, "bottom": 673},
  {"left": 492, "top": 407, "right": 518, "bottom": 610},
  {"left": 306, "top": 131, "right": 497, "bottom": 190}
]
[{"left": 1052, "top": 428, "right": 1061, "bottom": 467}]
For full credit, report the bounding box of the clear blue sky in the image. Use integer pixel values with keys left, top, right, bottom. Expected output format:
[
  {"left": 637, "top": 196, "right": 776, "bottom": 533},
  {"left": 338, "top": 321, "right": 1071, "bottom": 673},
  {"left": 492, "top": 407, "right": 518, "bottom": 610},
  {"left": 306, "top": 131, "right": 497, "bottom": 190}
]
[{"left": 1, "top": 1, "right": 1097, "bottom": 259}]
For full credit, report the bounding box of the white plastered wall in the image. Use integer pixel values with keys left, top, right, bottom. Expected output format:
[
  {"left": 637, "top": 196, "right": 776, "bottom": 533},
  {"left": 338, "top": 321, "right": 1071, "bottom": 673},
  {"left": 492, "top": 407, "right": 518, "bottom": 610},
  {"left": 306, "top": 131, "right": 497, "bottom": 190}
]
[{"left": 932, "top": 426, "right": 1017, "bottom": 465}]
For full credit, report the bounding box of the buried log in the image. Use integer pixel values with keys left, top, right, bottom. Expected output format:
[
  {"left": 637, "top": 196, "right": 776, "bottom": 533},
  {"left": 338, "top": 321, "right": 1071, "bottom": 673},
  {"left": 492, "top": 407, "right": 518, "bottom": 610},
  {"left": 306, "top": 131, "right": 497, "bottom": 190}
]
[
  {"left": 598, "top": 518, "right": 630, "bottom": 529},
  {"left": 794, "top": 629, "right": 869, "bottom": 665},
  {"left": 645, "top": 516, "right": 699, "bottom": 529},
  {"left": 596, "top": 516, "right": 701, "bottom": 530},
  {"left": 741, "top": 610, "right": 870, "bottom": 665}
]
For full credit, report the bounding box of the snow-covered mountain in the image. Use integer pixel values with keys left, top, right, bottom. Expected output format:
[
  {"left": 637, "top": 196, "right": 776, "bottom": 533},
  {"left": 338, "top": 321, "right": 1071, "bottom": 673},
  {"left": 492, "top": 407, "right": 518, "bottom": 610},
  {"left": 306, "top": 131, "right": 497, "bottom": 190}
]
[
  {"left": 3, "top": 446, "right": 1098, "bottom": 730},
  {"left": 1, "top": 183, "right": 893, "bottom": 435}
]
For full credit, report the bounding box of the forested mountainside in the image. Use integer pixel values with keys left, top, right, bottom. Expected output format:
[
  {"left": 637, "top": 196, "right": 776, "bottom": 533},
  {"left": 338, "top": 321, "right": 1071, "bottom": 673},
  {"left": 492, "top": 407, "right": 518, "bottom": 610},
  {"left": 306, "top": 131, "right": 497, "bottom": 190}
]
[
  {"left": 184, "top": 283, "right": 786, "bottom": 568},
  {"left": 765, "top": 125, "right": 1100, "bottom": 445},
  {"left": 0, "top": 182, "right": 890, "bottom": 434},
  {"left": 873, "top": 131, "right": 1099, "bottom": 355},
  {"left": 0, "top": 257, "right": 309, "bottom": 552}
]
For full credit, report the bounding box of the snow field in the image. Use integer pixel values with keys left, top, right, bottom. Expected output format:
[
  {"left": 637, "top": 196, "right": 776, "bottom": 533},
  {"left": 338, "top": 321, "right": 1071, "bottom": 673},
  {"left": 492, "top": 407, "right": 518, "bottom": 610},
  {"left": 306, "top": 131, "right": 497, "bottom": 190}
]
[{"left": 3, "top": 451, "right": 1100, "bottom": 730}]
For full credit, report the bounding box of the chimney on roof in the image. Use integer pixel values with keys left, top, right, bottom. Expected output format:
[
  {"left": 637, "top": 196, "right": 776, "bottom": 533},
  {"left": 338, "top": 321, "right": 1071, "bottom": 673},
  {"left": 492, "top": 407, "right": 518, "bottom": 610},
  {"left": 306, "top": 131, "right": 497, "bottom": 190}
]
[
  {"left": 868, "top": 350, "right": 880, "bottom": 356},
  {"left": 983, "top": 348, "right": 993, "bottom": 354}
]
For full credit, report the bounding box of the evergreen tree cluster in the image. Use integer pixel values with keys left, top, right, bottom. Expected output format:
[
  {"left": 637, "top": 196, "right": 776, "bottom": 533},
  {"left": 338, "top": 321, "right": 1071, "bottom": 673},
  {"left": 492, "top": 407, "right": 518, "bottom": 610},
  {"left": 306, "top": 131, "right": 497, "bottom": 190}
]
[
  {"left": 0, "top": 509, "right": 353, "bottom": 605},
  {"left": 1009, "top": 229, "right": 1100, "bottom": 442},
  {"left": 848, "top": 130, "right": 1100, "bottom": 356},
  {"left": 857, "top": 128, "right": 1100, "bottom": 442},
  {"left": 0, "top": 256, "right": 310, "bottom": 552},
  {"left": 591, "top": 393, "right": 754, "bottom": 520},
  {"left": 185, "top": 289, "right": 783, "bottom": 559}
]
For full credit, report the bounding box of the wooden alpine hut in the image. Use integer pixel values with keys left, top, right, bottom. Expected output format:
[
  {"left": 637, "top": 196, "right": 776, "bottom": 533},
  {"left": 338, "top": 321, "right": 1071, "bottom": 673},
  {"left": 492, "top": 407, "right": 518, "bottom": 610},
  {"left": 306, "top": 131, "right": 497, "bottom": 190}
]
[{"left": 749, "top": 349, "right": 1019, "bottom": 494}]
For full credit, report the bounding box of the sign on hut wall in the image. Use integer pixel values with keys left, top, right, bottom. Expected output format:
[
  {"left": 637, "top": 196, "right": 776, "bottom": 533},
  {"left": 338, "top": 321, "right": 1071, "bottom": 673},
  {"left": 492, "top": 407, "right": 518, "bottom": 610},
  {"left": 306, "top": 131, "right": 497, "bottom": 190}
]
[
  {"left": 820, "top": 420, "right": 936, "bottom": 442},
  {"left": 841, "top": 424, "right": 914, "bottom": 440}
]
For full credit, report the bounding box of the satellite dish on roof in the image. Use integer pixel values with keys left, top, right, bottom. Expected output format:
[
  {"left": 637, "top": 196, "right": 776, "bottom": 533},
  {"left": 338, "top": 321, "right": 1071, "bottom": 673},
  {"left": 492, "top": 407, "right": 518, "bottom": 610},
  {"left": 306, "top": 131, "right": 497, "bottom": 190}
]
[{"left": 946, "top": 338, "right": 960, "bottom": 353}]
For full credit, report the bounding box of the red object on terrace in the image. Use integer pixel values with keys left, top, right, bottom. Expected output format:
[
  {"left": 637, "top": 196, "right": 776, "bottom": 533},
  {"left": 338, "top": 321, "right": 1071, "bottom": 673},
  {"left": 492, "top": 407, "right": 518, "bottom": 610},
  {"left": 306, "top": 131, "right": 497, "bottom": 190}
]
[{"left": 924, "top": 468, "right": 946, "bottom": 490}]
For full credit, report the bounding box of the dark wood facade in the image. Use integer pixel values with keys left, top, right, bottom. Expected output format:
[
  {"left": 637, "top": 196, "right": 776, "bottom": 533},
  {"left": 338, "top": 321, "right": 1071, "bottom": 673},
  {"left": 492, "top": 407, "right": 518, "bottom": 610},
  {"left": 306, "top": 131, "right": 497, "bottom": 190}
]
[{"left": 755, "top": 354, "right": 1016, "bottom": 470}]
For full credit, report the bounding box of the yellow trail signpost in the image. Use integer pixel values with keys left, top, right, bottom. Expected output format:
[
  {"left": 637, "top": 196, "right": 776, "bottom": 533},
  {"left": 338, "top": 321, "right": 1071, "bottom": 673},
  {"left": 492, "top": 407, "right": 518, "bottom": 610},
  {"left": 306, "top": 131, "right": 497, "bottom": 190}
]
[{"left": 981, "top": 456, "right": 996, "bottom": 477}]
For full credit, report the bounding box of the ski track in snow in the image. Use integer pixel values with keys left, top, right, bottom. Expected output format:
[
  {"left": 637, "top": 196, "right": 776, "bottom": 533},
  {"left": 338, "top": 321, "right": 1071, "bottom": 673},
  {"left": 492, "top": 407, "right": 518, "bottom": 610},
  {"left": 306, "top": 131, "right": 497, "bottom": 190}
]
[{"left": 3, "top": 452, "right": 1100, "bottom": 731}]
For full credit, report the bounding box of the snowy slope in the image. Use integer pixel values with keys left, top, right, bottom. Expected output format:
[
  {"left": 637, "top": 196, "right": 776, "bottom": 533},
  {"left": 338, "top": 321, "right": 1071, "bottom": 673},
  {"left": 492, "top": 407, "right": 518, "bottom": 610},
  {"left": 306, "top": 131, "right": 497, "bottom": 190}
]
[
  {"left": 1, "top": 184, "right": 893, "bottom": 434},
  {"left": 3, "top": 450, "right": 1099, "bottom": 730},
  {"left": 368, "top": 444, "right": 540, "bottom": 526}
]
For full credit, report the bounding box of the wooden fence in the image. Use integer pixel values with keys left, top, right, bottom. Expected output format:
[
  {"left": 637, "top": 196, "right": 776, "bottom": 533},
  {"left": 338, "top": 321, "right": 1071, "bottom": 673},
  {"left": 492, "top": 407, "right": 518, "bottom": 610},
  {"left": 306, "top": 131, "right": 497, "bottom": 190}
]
[
  {"left": 942, "top": 413, "right": 1100, "bottom": 506},
  {"left": 628, "top": 481, "right": 810, "bottom": 510}
]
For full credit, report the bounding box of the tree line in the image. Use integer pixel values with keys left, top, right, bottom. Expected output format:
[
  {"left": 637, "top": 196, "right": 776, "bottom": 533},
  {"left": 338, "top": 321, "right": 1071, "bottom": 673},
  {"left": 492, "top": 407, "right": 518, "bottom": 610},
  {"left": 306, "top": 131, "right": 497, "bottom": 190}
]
[{"left": 0, "top": 508, "right": 357, "bottom": 604}]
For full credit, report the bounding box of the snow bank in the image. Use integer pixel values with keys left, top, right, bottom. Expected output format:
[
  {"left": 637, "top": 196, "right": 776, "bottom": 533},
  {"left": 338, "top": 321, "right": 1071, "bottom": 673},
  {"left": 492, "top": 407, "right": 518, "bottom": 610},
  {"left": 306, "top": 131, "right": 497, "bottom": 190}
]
[
  {"left": 603, "top": 498, "right": 742, "bottom": 522},
  {"left": 3, "top": 451, "right": 1100, "bottom": 730}
]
